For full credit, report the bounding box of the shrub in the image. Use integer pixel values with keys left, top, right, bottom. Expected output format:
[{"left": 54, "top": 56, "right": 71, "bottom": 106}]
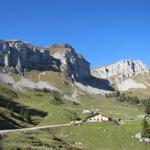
[
  {"left": 20, "top": 107, "right": 31, "bottom": 122},
  {"left": 73, "top": 101, "right": 80, "bottom": 105},
  {"left": 25, "top": 109, "right": 31, "bottom": 123},
  {"left": 34, "top": 88, "right": 50, "bottom": 93},
  {"left": 10, "top": 106, "right": 14, "bottom": 116},
  {"left": 144, "top": 99, "right": 150, "bottom": 116},
  {"left": 117, "top": 94, "right": 126, "bottom": 102},
  {"left": 105, "top": 91, "right": 120, "bottom": 98},
  {"left": 43, "top": 87, "right": 50, "bottom": 93},
  {"left": 126, "top": 96, "right": 140, "bottom": 104},
  {"left": 142, "top": 119, "right": 150, "bottom": 138},
  {"left": 116, "top": 91, "right": 121, "bottom": 97},
  {"left": 51, "top": 91, "right": 63, "bottom": 105},
  {"left": 116, "top": 94, "right": 140, "bottom": 105}
]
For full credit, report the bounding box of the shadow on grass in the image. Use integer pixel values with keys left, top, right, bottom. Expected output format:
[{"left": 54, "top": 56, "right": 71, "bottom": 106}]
[{"left": 0, "top": 95, "right": 48, "bottom": 117}]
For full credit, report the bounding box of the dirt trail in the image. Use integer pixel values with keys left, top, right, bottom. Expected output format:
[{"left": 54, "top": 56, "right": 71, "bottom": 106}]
[{"left": 0, "top": 123, "right": 70, "bottom": 134}]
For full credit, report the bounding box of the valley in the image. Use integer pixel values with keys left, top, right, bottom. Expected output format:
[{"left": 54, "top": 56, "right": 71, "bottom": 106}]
[{"left": 0, "top": 40, "right": 150, "bottom": 149}]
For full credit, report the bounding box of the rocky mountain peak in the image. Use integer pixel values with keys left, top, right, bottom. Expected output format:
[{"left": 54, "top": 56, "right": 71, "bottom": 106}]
[
  {"left": 48, "top": 44, "right": 74, "bottom": 54},
  {"left": 91, "top": 59, "right": 149, "bottom": 79},
  {"left": 48, "top": 44, "right": 90, "bottom": 82},
  {"left": 0, "top": 40, "right": 91, "bottom": 82}
]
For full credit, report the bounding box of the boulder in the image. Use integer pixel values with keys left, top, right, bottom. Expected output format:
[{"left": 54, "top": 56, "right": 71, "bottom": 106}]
[
  {"left": 82, "top": 109, "right": 93, "bottom": 114},
  {"left": 135, "top": 132, "right": 150, "bottom": 143}
]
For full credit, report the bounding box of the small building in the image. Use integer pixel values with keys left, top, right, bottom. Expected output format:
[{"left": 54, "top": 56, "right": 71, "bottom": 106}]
[{"left": 83, "top": 113, "right": 109, "bottom": 123}]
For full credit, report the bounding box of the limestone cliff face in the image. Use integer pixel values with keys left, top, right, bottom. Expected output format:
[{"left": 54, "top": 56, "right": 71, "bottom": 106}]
[
  {"left": 0, "top": 40, "right": 53, "bottom": 72},
  {"left": 91, "top": 60, "right": 149, "bottom": 79},
  {"left": 0, "top": 40, "right": 91, "bottom": 82},
  {"left": 49, "top": 44, "right": 90, "bottom": 82}
]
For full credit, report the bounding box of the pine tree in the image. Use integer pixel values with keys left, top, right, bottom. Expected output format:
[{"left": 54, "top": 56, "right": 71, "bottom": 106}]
[
  {"left": 10, "top": 106, "right": 14, "bottom": 116},
  {"left": 20, "top": 107, "right": 25, "bottom": 120},
  {"left": 142, "top": 119, "right": 150, "bottom": 138},
  {"left": 145, "top": 99, "right": 150, "bottom": 116},
  {"left": 25, "top": 109, "right": 31, "bottom": 123},
  {"left": 6, "top": 102, "right": 10, "bottom": 109}
]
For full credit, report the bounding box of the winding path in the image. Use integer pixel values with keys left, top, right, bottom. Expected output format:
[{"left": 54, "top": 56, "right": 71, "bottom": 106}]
[{"left": 0, "top": 123, "right": 70, "bottom": 134}]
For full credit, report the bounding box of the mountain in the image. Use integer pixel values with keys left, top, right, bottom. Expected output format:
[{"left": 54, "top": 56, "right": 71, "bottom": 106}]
[
  {"left": 49, "top": 44, "right": 90, "bottom": 82},
  {"left": 0, "top": 40, "right": 90, "bottom": 82},
  {"left": 0, "top": 40, "right": 114, "bottom": 97},
  {"left": 1, "top": 40, "right": 150, "bottom": 93},
  {"left": 0, "top": 41, "right": 150, "bottom": 150},
  {"left": 91, "top": 59, "right": 149, "bottom": 79},
  {"left": 91, "top": 59, "right": 150, "bottom": 92}
]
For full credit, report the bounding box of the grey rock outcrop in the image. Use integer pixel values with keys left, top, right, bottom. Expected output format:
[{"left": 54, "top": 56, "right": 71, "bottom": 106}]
[
  {"left": 0, "top": 40, "right": 91, "bottom": 82},
  {"left": 49, "top": 44, "right": 91, "bottom": 82},
  {"left": 0, "top": 40, "right": 53, "bottom": 72},
  {"left": 91, "top": 59, "right": 149, "bottom": 79},
  {"left": 135, "top": 133, "right": 150, "bottom": 143}
]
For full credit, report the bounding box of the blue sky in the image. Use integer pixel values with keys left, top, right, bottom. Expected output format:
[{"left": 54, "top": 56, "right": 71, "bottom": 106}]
[{"left": 0, "top": 0, "right": 150, "bottom": 67}]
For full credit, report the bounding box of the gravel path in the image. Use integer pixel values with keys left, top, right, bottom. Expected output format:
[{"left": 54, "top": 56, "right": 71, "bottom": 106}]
[{"left": 0, "top": 123, "right": 70, "bottom": 134}]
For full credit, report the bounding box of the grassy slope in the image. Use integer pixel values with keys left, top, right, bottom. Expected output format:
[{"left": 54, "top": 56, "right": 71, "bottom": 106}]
[
  {"left": 109, "top": 73, "right": 150, "bottom": 99},
  {"left": 1, "top": 120, "right": 150, "bottom": 150},
  {"left": 0, "top": 71, "right": 149, "bottom": 149},
  {"left": 14, "top": 87, "right": 145, "bottom": 125},
  {"left": 53, "top": 120, "right": 150, "bottom": 150}
]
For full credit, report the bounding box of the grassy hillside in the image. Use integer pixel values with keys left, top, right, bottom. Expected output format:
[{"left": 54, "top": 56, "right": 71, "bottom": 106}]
[
  {"left": 0, "top": 72, "right": 149, "bottom": 149},
  {"left": 109, "top": 73, "right": 150, "bottom": 99},
  {"left": 1, "top": 119, "right": 150, "bottom": 150}
]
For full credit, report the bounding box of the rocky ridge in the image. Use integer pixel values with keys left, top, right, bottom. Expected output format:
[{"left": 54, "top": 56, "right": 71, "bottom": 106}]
[
  {"left": 91, "top": 60, "right": 150, "bottom": 91},
  {"left": 0, "top": 40, "right": 90, "bottom": 82},
  {"left": 49, "top": 44, "right": 90, "bottom": 82},
  {"left": 1, "top": 40, "right": 149, "bottom": 92},
  {"left": 91, "top": 59, "right": 149, "bottom": 79}
]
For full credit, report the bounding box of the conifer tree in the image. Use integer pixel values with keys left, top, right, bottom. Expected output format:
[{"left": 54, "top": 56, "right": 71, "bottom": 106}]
[{"left": 142, "top": 119, "right": 150, "bottom": 138}]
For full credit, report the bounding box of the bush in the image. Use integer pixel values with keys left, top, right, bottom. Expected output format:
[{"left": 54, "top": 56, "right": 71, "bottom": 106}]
[
  {"left": 105, "top": 91, "right": 120, "bottom": 98},
  {"left": 142, "top": 119, "right": 150, "bottom": 138},
  {"left": 73, "top": 101, "right": 80, "bottom": 105},
  {"left": 25, "top": 109, "right": 31, "bottom": 123},
  {"left": 145, "top": 106, "right": 150, "bottom": 116},
  {"left": 34, "top": 87, "right": 50, "bottom": 93},
  {"left": 43, "top": 87, "right": 51, "bottom": 93},
  {"left": 20, "top": 107, "right": 25, "bottom": 119},
  {"left": 117, "top": 94, "right": 126, "bottom": 102},
  {"left": 51, "top": 91, "right": 63, "bottom": 105},
  {"left": 144, "top": 99, "right": 150, "bottom": 116},
  {"left": 126, "top": 96, "right": 140, "bottom": 104},
  {"left": 117, "top": 94, "right": 140, "bottom": 105},
  {"left": 10, "top": 106, "right": 14, "bottom": 116},
  {"left": 20, "top": 107, "right": 31, "bottom": 122},
  {"left": 116, "top": 91, "right": 121, "bottom": 97}
]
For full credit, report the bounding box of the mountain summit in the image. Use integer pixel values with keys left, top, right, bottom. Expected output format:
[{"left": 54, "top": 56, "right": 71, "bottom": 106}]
[
  {"left": 0, "top": 40, "right": 90, "bottom": 82},
  {"left": 91, "top": 59, "right": 149, "bottom": 79},
  {"left": 91, "top": 59, "right": 150, "bottom": 91},
  {"left": 0, "top": 40, "right": 150, "bottom": 92}
]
